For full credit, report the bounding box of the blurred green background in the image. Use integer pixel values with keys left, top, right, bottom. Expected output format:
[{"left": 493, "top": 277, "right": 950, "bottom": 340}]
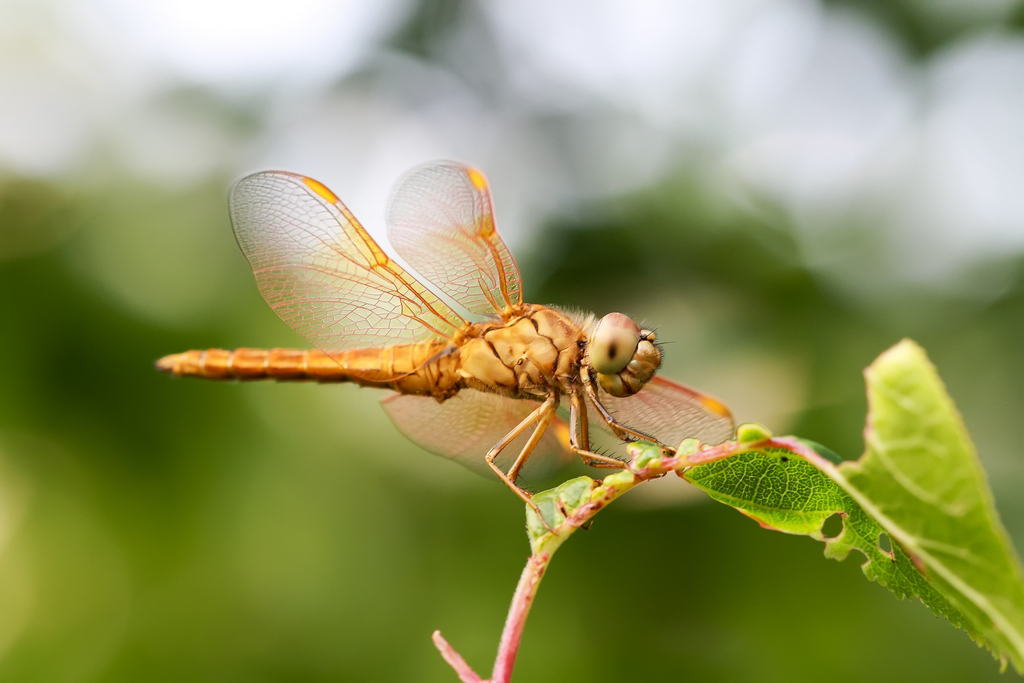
[{"left": 3, "top": 0, "right": 1024, "bottom": 680}]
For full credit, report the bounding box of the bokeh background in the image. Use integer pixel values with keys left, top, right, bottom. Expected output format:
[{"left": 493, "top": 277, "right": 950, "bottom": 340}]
[{"left": 2, "top": 0, "right": 1024, "bottom": 680}]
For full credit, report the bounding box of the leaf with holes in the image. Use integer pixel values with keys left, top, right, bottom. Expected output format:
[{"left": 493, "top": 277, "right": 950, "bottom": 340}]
[{"left": 683, "top": 340, "right": 1024, "bottom": 672}]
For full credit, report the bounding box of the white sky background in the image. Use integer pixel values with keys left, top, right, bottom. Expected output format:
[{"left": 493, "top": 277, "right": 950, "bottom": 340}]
[{"left": 2, "top": 0, "right": 1024, "bottom": 298}]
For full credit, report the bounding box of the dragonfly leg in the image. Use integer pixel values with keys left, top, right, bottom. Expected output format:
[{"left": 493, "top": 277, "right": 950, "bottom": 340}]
[
  {"left": 569, "top": 390, "right": 628, "bottom": 470},
  {"left": 485, "top": 393, "right": 559, "bottom": 528},
  {"left": 581, "top": 370, "right": 665, "bottom": 446},
  {"left": 506, "top": 397, "right": 557, "bottom": 482}
]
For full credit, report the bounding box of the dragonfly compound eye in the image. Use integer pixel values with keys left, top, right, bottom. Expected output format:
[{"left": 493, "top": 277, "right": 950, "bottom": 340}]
[
  {"left": 590, "top": 312, "right": 641, "bottom": 375},
  {"left": 598, "top": 337, "right": 661, "bottom": 397}
]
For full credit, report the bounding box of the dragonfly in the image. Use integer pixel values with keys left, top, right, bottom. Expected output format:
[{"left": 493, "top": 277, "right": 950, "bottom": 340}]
[{"left": 157, "top": 161, "right": 734, "bottom": 507}]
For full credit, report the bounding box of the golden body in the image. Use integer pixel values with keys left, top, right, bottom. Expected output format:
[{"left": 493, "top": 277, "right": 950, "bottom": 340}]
[
  {"left": 158, "top": 304, "right": 584, "bottom": 400},
  {"left": 159, "top": 303, "right": 636, "bottom": 494}
]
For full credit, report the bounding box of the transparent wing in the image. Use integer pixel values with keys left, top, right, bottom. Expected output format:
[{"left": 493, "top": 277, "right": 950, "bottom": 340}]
[
  {"left": 230, "top": 171, "right": 466, "bottom": 353},
  {"left": 386, "top": 161, "right": 522, "bottom": 316},
  {"left": 592, "top": 376, "right": 735, "bottom": 449},
  {"left": 381, "top": 391, "right": 572, "bottom": 484}
]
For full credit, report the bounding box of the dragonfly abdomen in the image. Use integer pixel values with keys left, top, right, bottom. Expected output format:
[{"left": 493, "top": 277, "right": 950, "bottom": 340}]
[
  {"left": 155, "top": 342, "right": 457, "bottom": 395},
  {"left": 156, "top": 348, "right": 331, "bottom": 381}
]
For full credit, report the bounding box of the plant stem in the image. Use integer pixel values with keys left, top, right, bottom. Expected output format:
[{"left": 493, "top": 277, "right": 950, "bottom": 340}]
[
  {"left": 432, "top": 470, "right": 637, "bottom": 681},
  {"left": 490, "top": 551, "right": 550, "bottom": 683},
  {"left": 433, "top": 430, "right": 776, "bottom": 681},
  {"left": 432, "top": 631, "right": 482, "bottom": 683},
  {"left": 432, "top": 551, "right": 553, "bottom": 683}
]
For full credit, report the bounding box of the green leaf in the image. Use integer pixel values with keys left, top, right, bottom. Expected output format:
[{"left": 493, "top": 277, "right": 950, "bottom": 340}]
[
  {"left": 525, "top": 476, "right": 595, "bottom": 551},
  {"left": 844, "top": 340, "right": 1024, "bottom": 669},
  {"left": 684, "top": 339, "right": 1024, "bottom": 672},
  {"left": 684, "top": 445, "right": 975, "bottom": 640}
]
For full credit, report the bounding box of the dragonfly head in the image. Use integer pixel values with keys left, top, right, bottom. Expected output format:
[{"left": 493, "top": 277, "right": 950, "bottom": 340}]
[{"left": 587, "top": 312, "right": 661, "bottom": 397}]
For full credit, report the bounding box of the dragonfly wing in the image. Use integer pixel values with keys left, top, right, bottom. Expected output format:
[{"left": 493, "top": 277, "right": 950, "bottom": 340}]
[
  {"left": 592, "top": 375, "right": 735, "bottom": 448},
  {"left": 381, "top": 391, "right": 572, "bottom": 484},
  {"left": 386, "top": 161, "right": 522, "bottom": 316},
  {"left": 230, "top": 171, "right": 465, "bottom": 353}
]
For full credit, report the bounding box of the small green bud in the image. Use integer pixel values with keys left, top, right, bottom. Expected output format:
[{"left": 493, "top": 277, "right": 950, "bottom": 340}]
[
  {"left": 736, "top": 422, "right": 772, "bottom": 443},
  {"left": 627, "top": 441, "right": 662, "bottom": 468},
  {"left": 676, "top": 438, "right": 701, "bottom": 456},
  {"left": 602, "top": 470, "right": 636, "bottom": 490}
]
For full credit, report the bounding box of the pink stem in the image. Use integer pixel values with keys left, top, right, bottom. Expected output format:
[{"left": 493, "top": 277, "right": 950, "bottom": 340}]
[
  {"left": 489, "top": 551, "right": 550, "bottom": 683},
  {"left": 432, "top": 631, "right": 483, "bottom": 683},
  {"left": 432, "top": 551, "right": 551, "bottom": 683}
]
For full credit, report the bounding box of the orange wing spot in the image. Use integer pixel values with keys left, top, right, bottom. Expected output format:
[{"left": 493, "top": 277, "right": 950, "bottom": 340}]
[
  {"left": 303, "top": 177, "right": 340, "bottom": 204},
  {"left": 476, "top": 216, "right": 495, "bottom": 237},
  {"left": 467, "top": 168, "right": 488, "bottom": 190},
  {"left": 700, "top": 395, "right": 733, "bottom": 418}
]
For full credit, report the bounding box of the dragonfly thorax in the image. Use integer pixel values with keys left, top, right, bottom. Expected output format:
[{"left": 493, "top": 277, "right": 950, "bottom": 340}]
[{"left": 455, "top": 305, "right": 585, "bottom": 400}]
